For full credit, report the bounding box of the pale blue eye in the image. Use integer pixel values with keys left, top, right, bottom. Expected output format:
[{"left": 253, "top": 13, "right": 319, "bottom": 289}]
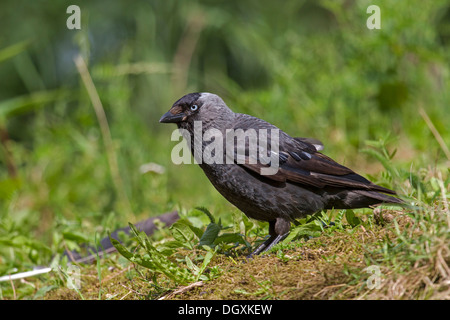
[{"left": 190, "top": 104, "right": 198, "bottom": 111}]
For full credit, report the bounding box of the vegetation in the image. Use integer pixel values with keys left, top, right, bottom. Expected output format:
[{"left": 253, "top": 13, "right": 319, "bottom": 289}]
[{"left": 0, "top": 0, "right": 449, "bottom": 300}]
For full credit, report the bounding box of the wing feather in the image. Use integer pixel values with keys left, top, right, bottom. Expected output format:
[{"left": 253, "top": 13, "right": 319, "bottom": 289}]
[{"left": 232, "top": 114, "right": 396, "bottom": 195}]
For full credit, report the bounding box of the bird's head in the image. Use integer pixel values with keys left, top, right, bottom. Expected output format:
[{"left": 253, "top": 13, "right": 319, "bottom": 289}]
[{"left": 159, "top": 92, "right": 233, "bottom": 130}]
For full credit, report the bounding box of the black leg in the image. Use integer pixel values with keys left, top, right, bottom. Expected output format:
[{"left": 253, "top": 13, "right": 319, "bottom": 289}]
[
  {"left": 262, "top": 232, "right": 289, "bottom": 253},
  {"left": 246, "top": 232, "right": 289, "bottom": 258},
  {"left": 247, "top": 235, "right": 277, "bottom": 258},
  {"left": 246, "top": 218, "right": 291, "bottom": 259}
]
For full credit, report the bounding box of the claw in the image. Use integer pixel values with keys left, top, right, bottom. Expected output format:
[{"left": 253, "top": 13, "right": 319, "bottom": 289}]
[{"left": 246, "top": 232, "right": 289, "bottom": 259}]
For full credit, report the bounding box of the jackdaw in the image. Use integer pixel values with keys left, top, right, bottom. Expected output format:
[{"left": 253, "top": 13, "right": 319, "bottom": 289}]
[{"left": 160, "top": 92, "right": 403, "bottom": 256}]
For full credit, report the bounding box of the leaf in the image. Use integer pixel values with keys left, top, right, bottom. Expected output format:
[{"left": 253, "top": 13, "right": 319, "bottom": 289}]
[
  {"left": 33, "top": 285, "right": 59, "bottom": 299},
  {"left": 194, "top": 206, "right": 215, "bottom": 224},
  {"left": 232, "top": 211, "right": 255, "bottom": 237},
  {"left": 156, "top": 240, "right": 184, "bottom": 255},
  {"left": 62, "top": 231, "right": 90, "bottom": 243},
  {"left": 185, "top": 256, "right": 199, "bottom": 274},
  {"left": 361, "top": 148, "right": 392, "bottom": 173},
  {"left": 197, "top": 249, "right": 215, "bottom": 281},
  {"left": 170, "top": 221, "right": 196, "bottom": 249},
  {"left": 187, "top": 224, "right": 205, "bottom": 239},
  {"left": 284, "top": 220, "right": 323, "bottom": 242},
  {"left": 109, "top": 235, "right": 156, "bottom": 269},
  {"left": 336, "top": 209, "right": 345, "bottom": 223},
  {"left": 213, "top": 232, "right": 247, "bottom": 245},
  {"left": 345, "top": 210, "right": 362, "bottom": 227},
  {"left": 0, "top": 40, "right": 30, "bottom": 63},
  {"left": 198, "top": 223, "right": 221, "bottom": 246},
  {"left": 127, "top": 223, "right": 150, "bottom": 249}
]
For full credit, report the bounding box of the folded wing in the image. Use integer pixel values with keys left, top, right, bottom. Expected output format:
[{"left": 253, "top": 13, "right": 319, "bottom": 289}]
[{"left": 232, "top": 114, "right": 396, "bottom": 195}]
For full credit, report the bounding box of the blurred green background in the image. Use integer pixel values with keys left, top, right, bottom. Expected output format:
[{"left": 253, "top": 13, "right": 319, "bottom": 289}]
[{"left": 0, "top": 0, "right": 449, "bottom": 267}]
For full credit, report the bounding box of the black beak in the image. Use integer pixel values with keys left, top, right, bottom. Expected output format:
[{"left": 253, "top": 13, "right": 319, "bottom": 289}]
[{"left": 159, "top": 111, "right": 186, "bottom": 123}]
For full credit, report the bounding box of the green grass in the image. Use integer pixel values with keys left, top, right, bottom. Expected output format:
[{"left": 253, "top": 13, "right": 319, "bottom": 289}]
[{"left": 0, "top": 0, "right": 449, "bottom": 299}]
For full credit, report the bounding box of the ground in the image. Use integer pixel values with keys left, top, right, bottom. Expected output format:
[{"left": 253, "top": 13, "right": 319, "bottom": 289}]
[{"left": 42, "top": 207, "right": 450, "bottom": 300}]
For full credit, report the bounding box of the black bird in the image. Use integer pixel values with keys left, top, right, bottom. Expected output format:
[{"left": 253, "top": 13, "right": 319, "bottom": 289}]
[{"left": 160, "top": 92, "right": 403, "bottom": 257}]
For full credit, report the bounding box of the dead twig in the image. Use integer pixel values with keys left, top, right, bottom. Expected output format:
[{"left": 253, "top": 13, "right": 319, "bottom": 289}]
[{"left": 158, "top": 281, "right": 204, "bottom": 300}]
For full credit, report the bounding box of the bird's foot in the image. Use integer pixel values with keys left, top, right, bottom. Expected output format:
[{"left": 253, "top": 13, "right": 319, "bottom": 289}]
[
  {"left": 321, "top": 221, "right": 335, "bottom": 228},
  {"left": 246, "top": 232, "right": 289, "bottom": 259}
]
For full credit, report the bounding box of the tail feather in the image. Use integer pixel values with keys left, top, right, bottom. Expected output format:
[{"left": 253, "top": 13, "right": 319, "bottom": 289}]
[
  {"left": 352, "top": 190, "right": 404, "bottom": 205},
  {"left": 325, "top": 189, "right": 404, "bottom": 210}
]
